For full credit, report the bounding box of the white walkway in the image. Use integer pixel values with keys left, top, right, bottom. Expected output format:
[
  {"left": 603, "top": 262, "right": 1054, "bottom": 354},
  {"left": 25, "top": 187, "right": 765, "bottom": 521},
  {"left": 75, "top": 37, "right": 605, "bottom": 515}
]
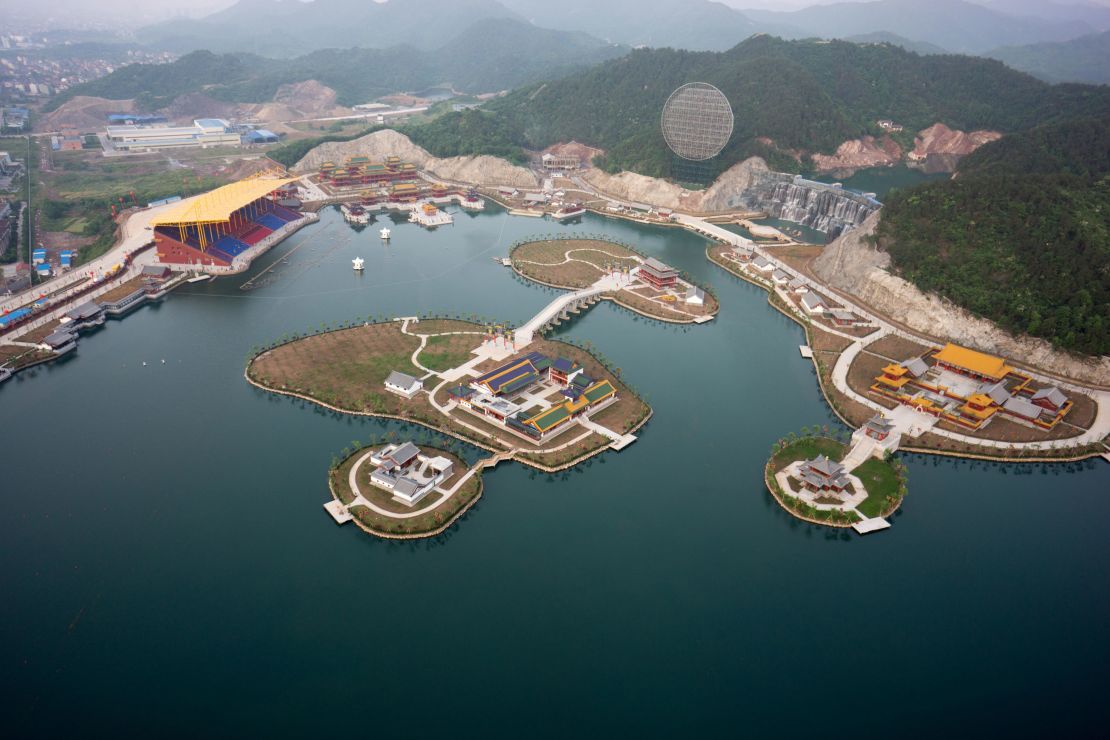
[{"left": 513, "top": 272, "right": 623, "bottom": 347}]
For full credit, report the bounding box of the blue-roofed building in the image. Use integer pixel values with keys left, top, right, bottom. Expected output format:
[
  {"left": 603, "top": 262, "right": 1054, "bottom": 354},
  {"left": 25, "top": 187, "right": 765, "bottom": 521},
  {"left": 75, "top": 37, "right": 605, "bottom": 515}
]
[
  {"left": 32, "top": 248, "right": 46, "bottom": 265},
  {"left": 60, "top": 250, "right": 74, "bottom": 268},
  {"left": 473, "top": 351, "right": 550, "bottom": 396},
  {"left": 244, "top": 129, "right": 279, "bottom": 144},
  {"left": 36, "top": 263, "right": 51, "bottom": 276}
]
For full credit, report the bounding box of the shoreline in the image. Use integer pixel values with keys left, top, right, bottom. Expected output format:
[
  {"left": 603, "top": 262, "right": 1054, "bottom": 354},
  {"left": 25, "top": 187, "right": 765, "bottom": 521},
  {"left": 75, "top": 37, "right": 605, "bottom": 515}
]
[
  {"left": 328, "top": 444, "right": 488, "bottom": 540},
  {"left": 706, "top": 245, "right": 1108, "bottom": 467},
  {"left": 243, "top": 326, "right": 654, "bottom": 476},
  {"left": 507, "top": 236, "right": 719, "bottom": 325}
]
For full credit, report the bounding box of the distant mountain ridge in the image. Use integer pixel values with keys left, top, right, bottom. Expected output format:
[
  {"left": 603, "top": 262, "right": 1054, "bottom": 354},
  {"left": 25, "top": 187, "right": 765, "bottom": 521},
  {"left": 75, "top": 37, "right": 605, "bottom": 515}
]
[
  {"left": 136, "top": 0, "right": 1102, "bottom": 60},
  {"left": 986, "top": 30, "right": 1110, "bottom": 84},
  {"left": 744, "top": 0, "right": 1094, "bottom": 53},
  {"left": 46, "top": 19, "right": 627, "bottom": 111},
  {"left": 141, "top": 0, "right": 523, "bottom": 57}
]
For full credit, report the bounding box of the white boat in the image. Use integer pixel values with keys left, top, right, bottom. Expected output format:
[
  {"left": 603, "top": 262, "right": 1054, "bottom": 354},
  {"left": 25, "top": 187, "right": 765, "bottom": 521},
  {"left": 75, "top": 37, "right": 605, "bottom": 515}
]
[
  {"left": 186, "top": 273, "right": 214, "bottom": 283},
  {"left": 352, "top": 257, "right": 365, "bottom": 271},
  {"left": 380, "top": 227, "right": 391, "bottom": 240}
]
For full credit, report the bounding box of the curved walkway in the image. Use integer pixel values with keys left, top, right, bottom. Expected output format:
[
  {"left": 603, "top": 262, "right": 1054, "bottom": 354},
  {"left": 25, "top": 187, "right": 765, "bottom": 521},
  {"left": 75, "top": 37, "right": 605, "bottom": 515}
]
[{"left": 689, "top": 215, "right": 1110, "bottom": 451}]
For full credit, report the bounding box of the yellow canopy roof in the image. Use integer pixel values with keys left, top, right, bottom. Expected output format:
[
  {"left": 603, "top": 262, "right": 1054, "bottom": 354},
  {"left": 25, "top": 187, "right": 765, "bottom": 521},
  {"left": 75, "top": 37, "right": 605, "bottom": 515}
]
[
  {"left": 933, "top": 343, "right": 1012, "bottom": 380},
  {"left": 152, "top": 177, "right": 296, "bottom": 226}
]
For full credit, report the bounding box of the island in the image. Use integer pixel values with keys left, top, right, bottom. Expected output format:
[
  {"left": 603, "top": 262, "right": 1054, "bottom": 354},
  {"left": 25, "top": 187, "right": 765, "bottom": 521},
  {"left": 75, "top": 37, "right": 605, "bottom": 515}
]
[
  {"left": 246, "top": 315, "right": 651, "bottom": 538},
  {"left": 510, "top": 236, "right": 718, "bottom": 324},
  {"left": 706, "top": 228, "right": 1106, "bottom": 531}
]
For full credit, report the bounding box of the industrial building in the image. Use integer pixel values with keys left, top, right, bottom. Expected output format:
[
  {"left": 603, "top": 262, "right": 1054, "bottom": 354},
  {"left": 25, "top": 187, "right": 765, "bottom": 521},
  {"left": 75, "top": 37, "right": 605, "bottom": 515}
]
[{"left": 104, "top": 118, "right": 240, "bottom": 151}]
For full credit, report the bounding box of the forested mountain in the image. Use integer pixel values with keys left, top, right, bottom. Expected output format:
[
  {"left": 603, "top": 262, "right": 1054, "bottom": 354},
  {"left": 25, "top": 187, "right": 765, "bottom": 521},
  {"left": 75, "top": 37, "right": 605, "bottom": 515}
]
[
  {"left": 841, "top": 32, "right": 949, "bottom": 55},
  {"left": 986, "top": 31, "right": 1110, "bottom": 84},
  {"left": 408, "top": 36, "right": 1110, "bottom": 177},
  {"left": 140, "top": 0, "right": 522, "bottom": 57},
  {"left": 45, "top": 21, "right": 626, "bottom": 111},
  {"left": 744, "top": 0, "right": 1093, "bottom": 53},
  {"left": 497, "top": 0, "right": 769, "bottom": 51},
  {"left": 877, "top": 117, "right": 1110, "bottom": 355}
]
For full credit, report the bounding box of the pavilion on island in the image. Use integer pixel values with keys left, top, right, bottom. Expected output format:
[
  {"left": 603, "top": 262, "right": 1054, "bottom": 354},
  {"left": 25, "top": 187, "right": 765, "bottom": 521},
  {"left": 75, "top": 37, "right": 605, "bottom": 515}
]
[
  {"left": 798, "top": 456, "right": 851, "bottom": 493},
  {"left": 638, "top": 258, "right": 679, "bottom": 290}
]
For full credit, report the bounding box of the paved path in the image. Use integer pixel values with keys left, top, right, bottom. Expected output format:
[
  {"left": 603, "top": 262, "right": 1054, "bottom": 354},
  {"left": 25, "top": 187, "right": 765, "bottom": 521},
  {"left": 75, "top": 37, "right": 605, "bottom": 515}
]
[
  {"left": 681, "top": 215, "right": 1110, "bottom": 451},
  {"left": 1, "top": 198, "right": 189, "bottom": 316},
  {"left": 346, "top": 448, "right": 479, "bottom": 520}
]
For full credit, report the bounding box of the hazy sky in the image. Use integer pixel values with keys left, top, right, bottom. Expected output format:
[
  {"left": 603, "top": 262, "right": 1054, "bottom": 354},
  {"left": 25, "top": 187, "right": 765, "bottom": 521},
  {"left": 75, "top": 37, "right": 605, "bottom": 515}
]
[{"left": 3, "top": 0, "right": 1109, "bottom": 32}]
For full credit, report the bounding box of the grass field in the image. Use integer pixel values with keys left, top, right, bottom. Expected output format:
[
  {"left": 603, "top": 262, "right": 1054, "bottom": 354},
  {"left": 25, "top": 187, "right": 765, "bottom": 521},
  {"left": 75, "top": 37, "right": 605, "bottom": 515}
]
[
  {"left": 418, "top": 332, "right": 480, "bottom": 372},
  {"left": 851, "top": 458, "right": 903, "bottom": 518},
  {"left": 512, "top": 238, "right": 718, "bottom": 322},
  {"left": 249, "top": 320, "right": 651, "bottom": 471},
  {"left": 771, "top": 437, "right": 847, "bottom": 473}
]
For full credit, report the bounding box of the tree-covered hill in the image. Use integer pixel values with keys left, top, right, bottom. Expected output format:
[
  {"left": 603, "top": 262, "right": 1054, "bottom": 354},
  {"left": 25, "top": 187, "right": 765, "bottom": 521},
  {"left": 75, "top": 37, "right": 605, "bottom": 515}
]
[
  {"left": 140, "top": 0, "right": 521, "bottom": 57},
  {"left": 45, "top": 21, "right": 626, "bottom": 113},
  {"left": 877, "top": 118, "right": 1110, "bottom": 356},
  {"left": 408, "top": 36, "right": 1110, "bottom": 177},
  {"left": 986, "top": 31, "right": 1110, "bottom": 85}
]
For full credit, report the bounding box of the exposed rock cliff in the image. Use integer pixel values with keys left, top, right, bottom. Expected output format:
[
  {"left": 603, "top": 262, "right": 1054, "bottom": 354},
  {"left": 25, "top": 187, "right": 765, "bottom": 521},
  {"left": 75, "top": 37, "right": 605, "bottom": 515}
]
[
  {"left": 583, "top": 157, "right": 875, "bottom": 235},
  {"left": 582, "top": 158, "right": 774, "bottom": 212},
  {"left": 811, "top": 136, "right": 902, "bottom": 176},
  {"left": 813, "top": 213, "right": 1110, "bottom": 385},
  {"left": 908, "top": 123, "right": 1002, "bottom": 173},
  {"left": 291, "top": 129, "right": 538, "bottom": 188},
  {"left": 812, "top": 123, "right": 1002, "bottom": 176},
  {"left": 581, "top": 169, "right": 693, "bottom": 211}
]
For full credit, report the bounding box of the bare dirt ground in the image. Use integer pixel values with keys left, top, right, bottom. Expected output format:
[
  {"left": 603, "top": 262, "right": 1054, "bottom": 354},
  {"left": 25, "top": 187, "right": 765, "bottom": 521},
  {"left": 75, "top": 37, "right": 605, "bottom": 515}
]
[{"left": 864, "top": 335, "right": 933, "bottom": 361}]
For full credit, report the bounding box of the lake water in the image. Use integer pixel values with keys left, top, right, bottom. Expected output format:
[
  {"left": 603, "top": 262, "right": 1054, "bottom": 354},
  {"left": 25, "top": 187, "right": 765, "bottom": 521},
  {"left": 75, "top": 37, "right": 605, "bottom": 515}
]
[
  {"left": 814, "top": 164, "right": 951, "bottom": 198},
  {"left": 3, "top": 205, "right": 1108, "bottom": 737}
]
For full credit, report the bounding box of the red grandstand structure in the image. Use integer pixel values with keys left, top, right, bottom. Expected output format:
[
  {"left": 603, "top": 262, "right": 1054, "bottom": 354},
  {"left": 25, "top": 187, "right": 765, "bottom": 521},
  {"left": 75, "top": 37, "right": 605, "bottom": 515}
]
[{"left": 152, "top": 177, "right": 302, "bottom": 267}]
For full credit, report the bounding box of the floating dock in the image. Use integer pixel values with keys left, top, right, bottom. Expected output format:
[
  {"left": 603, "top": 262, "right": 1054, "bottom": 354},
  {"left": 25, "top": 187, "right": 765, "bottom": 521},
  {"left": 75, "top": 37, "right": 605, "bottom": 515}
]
[
  {"left": 324, "top": 500, "right": 352, "bottom": 524},
  {"left": 852, "top": 517, "right": 891, "bottom": 535}
]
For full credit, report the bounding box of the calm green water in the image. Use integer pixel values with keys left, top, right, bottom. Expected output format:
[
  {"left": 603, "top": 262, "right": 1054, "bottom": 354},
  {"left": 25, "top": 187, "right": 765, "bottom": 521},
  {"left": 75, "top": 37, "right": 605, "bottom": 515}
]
[
  {"left": 814, "top": 164, "right": 951, "bottom": 198},
  {"left": 3, "top": 206, "right": 1109, "bottom": 737}
]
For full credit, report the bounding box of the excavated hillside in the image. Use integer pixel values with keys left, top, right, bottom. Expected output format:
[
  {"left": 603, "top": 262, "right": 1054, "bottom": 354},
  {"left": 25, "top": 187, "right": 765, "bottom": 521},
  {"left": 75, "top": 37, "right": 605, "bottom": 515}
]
[
  {"left": 40, "top": 96, "right": 136, "bottom": 132},
  {"left": 813, "top": 213, "right": 1110, "bottom": 385},
  {"left": 583, "top": 157, "right": 771, "bottom": 213},
  {"left": 291, "top": 129, "right": 538, "bottom": 188}
]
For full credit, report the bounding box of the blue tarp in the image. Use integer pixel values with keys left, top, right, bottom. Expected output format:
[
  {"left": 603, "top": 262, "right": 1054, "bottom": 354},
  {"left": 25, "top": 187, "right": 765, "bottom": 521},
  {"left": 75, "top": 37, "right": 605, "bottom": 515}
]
[{"left": 0, "top": 307, "right": 31, "bottom": 327}]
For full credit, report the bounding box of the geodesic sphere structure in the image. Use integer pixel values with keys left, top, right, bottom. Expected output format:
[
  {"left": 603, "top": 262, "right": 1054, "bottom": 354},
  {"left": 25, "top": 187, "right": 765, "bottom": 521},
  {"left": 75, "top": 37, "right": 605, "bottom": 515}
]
[{"left": 660, "top": 82, "right": 734, "bottom": 161}]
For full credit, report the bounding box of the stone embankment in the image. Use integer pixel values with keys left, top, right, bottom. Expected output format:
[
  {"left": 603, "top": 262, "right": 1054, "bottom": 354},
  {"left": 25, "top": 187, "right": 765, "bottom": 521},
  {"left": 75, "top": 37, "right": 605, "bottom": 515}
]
[
  {"left": 812, "top": 212, "right": 1110, "bottom": 387},
  {"left": 291, "top": 129, "right": 538, "bottom": 188}
]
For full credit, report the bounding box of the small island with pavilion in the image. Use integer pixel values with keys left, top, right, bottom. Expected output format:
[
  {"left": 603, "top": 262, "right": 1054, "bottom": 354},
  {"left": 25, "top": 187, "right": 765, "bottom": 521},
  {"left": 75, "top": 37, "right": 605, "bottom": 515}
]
[
  {"left": 247, "top": 312, "right": 651, "bottom": 539},
  {"left": 509, "top": 235, "right": 719, "bottom": 324}
]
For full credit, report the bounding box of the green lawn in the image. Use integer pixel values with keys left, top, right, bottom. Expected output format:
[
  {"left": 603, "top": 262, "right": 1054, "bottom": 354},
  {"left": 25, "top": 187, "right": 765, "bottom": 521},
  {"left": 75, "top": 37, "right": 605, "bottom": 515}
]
[
  {"left": 852, "top": 458, "right": 903, "bottom": 518},
  {"left": 418, "top": 334, "right": 475, "bottom": 372},
  {"left": 771, "top": 437, "right": 847, "bottom": 473}
]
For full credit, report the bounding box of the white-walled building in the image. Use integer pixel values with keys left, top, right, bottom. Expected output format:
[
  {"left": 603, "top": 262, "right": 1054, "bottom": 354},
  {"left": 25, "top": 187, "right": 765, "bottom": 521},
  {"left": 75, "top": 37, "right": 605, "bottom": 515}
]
[
  {"left": 384, "top": 370, "right": 423, "bottom": 399},
  {"left": 368, "top": 442, "right": 454, "bottom": 507}
]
